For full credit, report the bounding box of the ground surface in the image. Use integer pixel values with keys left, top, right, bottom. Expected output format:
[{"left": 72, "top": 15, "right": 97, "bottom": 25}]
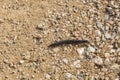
[{"left": 0, "top": 0, "right": 120, "bottom": 80}]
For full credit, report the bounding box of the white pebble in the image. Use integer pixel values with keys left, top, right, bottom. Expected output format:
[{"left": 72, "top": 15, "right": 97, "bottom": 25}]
[
  {"left": 87, "top": 46, "right": 95, "bottom": 53},
  {"left": 110, "top": 49, "right": 116, "bottom": 53},
  {"left": 104, "top": 14, "right": 109, "bottom": 21},
  {"left": 104, "top": 58, "right": 111, "bottom": 65},
  {"left": 53, "top": 47, "right": 59, "bottom": 53},
  {"left": 77, "top": 48, "right": 85, "bottom": 55},
  {"left": 44, "top": 74, "right": 51, "bottom": 79},
  {"left": 65, "top": 73, "right": 72, "bottom": 78},
  {"left": 73, "top": 60, "right": 81, "bottom": 68},
  {"left": 105, "top": 32, "right": 111, "bottom": 39},
  {"left": 96, "top": 37, "right": 101, "bottom": 42},
  {"left": 115, "top": 77, "right": 119, "bottom": 80},
  {"left": 65, "top": 73, "right": 76, "bottom": 79},
  {"left": 102, "top": 35, "right": 106, "bottom": 41},
  {"left": 87, "top": 25, "right": 92, "bottom": 28},
  {"left": 95, "top": 30, "right": 101, "bottom": 37},
  {"left": 96, "top": 22, "right": 102, "bottom": 28},
  {"left": 19, "top": 60, "right": 24, "bottom": 64},
  {"left": 92, "top": 56, "right": 103, "bottom": 65},
  {"left": 62, "top": 58, "right": 68, "bottom": 64},
  {"left": 104, "top": 53, "right": 110, "bottom": 58},
  {"left": 3, "top": 59, "right": 9, "bottom": 64}
]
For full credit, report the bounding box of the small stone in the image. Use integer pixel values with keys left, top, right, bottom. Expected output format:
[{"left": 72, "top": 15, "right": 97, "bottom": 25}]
[
  {"left": 37, "top": 23, "right": 44, "bottom": 30},
  {"left": 77, "top": 73, "right": 84, "bottom": 80},
  {"left": 31, "top": 75, "right": 35, "bottom": 78},
  {"left": 65, "top": 73, "right": 72, "bottom": 78},
  {"left": 44, "top": 74, "right": 51, "bottom": 79},
  {"left": 96, "top": 22, "right": 102, "bottom": 28},
  {"left": 115, "top": 77, "right": 119, "bottom": 80},
  {"left": 102, "top": 35, "right": 106, "bottom": 41},
  {"left": 53, "top": 47, "right": 59, "bottom": 53},
  {"left": 3, "top": 59, "right": 9, "bottom": 64},
  {"left": 87, "top": 46, "right": 95, "bottom": 53},
  {"left": 104, "top": 53, "right": 110, "bottom": 58},
  {"left": 110, "top": 49, "right": 116, "bottom": 53},
  {"left": 77, "top": 48, "right": 85, "bottom": 55},
  {"left": 73, "top": 6, "right": 78, "bottom": 13},
  {"left": 65, "top": 73, "right": 76, "bottom": 79},
  {"left": 92, "top": 56, "right": 103, "bottom": 65},
  {"left": 72, "top": 60, "right": 81, "bottom": 68},
  {"left": 104, "top": 58, "right": 111, "bottom": 65},
  {"left": 110, "top": 64, "right": 119, "bottom": 70},
  {"left": 19, "top": 60, "right": 24, "bottom": 64},
  {"left": 87, "top": 25, "right": 92, "bottom": 28},
  {"left": 22, "top": 51, "right": 31, "bottom": 60},
  {"left": 62, "top": 58, "right": 68, "bottom": 64},
  {"left": 105, "top": 32, "right": 111, "bottom": 39},
  {"left": 0, "top": 18, "right": 4, "bottom": 23},
  {"left": 96, "top": 37, "right": 101, "bottom": 42},
  {"left": 104, "top": 14, "right": 109, "bottom": 21},
  {"left": 105, "top": 26, "right": 109, "bottom": 31},
  {"left": 117, "top": 48, "right": 120, "bottom": 54},
  {"left": 95, "top": 30, "right": 101, "bottom": 37}
]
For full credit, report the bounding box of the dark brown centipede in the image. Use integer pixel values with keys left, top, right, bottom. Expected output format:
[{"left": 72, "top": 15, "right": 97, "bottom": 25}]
[{"left": 48, "top": 40, "right": 89, "bottom": 47}]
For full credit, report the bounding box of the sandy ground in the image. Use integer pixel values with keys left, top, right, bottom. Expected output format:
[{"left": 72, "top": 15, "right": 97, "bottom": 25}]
[{"left": 0, "top": 0, "right": 120, "bottom": 80}]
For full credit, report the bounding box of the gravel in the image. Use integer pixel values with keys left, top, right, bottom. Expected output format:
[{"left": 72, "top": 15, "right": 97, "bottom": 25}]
[{"left": 0, "top": 0, "right": 119, "bottom": 80}]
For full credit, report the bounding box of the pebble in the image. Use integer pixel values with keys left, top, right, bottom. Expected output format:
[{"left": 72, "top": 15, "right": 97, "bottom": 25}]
[
  {"left": 101, "top": 35, "right": 106, "bottom": 41},
  {"left": 104, "top": 58, "right": 111, "bottom": 65},
  {"left": 115, "top": 77, "right": 119, "bottom": 80},
  {"left": 65, "top": 73, "right": 76, "bottom": 79},
  {"left": 96, "top": 22, "right": 102, "bottom": 28},
  {"left": 104, "top": 14, "right": 109, "bottom": 21},
  {"left": 62, "top": 58, "right": 68, "bottom": 64},
  {"left": 110, "top": 49, "right": 116, "bottom": 53},
  {"left": 105, "top": 32, "right": 111, "bottom": 39},
  {"left": 22, "top": 51, "right": 31, "bottom": 60},
  {"left": 92, "top": 56, "right": 103, "bottom": 65},
  {"left": 104, "top": 26, "right": 109, "bottom": 31},
  {"left": 117, "top": 48, "right": 120, "bottom": 53},
  {"left": 37, "top": 23, "right": 45, "bottom": 30},
  {"left": 87, "top": 25, "right": 92, "bottom": 28},
  {"left": 65, "top": 73, "right": 72, "bottom": 78},
  {"left": 44, "top": 74, "right": 51, "bottom": 79},
  {"left": 3, "top": 59, "right": 9, "bottom": 64},
  {"left": 19, "top": 60, "right": 24, "bottom": 64},
  {"left": 104, "top": 53, "right": 110, "bottom": 58},
  {"left": 72, "top": 60, "right": 81, "bottom": 68},
  {"left": 110, "top": 64, "right": 119, "bottom": 70},
  {"left": 77, "top": 74, "right": 84, "bottom": 80},
  {"left": 0, "top": 18, "right": 4, "bottom": 23},
  {"left": 87, "top": 46, "right": 96, "bottom": 53},
  {"left": 77, "top": 48, "right": 85, "bottom": 55},
  {"left": 52, "top": 47, "right": 59, "bottom": 53},
  {"left": 96, "top": 37, "right": 101, "bottom": 42},
  {"left": 95, "top": 30, "right": 101, "bottom": 37}
]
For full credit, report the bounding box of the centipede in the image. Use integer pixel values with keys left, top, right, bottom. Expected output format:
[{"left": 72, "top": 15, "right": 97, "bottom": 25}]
[{"left": 48, "top": 40, "right": 89, "bottom": 47}]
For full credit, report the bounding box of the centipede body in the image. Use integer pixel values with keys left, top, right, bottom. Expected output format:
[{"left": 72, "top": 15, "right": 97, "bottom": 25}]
[{"left": 48, "top": 40, "right": 89, "bottom": 47}]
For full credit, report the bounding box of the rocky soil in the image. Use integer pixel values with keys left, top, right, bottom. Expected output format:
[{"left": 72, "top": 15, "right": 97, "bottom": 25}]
[{"left": 0, "top": 0, "right": 120, "bottom": 80}]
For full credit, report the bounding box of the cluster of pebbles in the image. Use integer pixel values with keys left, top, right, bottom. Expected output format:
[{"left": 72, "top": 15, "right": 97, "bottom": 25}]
[
  {"left": 40, "top": 0, "right": 119, "bottom": 79},
  {"left": 0, "top": 0, "right": 119, "bottom": 80},
  {"left": 38, "top": 0, "right": 120, "bottom": 79}
]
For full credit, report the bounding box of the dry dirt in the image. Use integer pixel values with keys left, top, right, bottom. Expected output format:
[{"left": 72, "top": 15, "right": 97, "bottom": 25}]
[{"left": 0, "top": 0, "right": 120, "bottom": 80}]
